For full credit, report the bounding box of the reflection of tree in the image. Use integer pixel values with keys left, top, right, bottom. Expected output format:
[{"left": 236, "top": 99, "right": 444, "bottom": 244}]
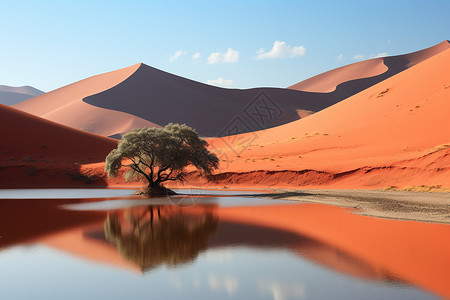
[{"left": 104, "top": 206, "right": 218, "bottom": 272}]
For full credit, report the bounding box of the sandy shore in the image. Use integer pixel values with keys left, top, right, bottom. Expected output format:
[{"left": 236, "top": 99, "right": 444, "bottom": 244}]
[{"left": 250, "top": 189, "right": 450, "bottom": 224}]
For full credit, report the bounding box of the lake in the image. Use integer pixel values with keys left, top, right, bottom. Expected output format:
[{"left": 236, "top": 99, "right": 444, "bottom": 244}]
[{"left": 0, "top": 188, "right": 448, "bottom": 299}]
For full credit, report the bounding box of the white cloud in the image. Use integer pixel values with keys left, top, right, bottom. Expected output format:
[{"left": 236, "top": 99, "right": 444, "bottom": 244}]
[
  {"left": 353, "top": 54, "right": 365, "bottom": 60},
  {"left": 206, "top": 77, "right": 233, "bottom": 87},
  {"left": 374, "top": 52, "right": 388, "bottom": 58},
  {"left": 169, "top": 50, "right": 187, "bottom": 62},
  {"left": 258, "top": 281, "right": 305, "bottom": 300},
  {"left": 207, "top": 274, "right": 239, "bottom": 295},
  {"left": 337, "top": 53, "right": 344, "bottom": 61},
  {"left": 192, "top": 52, "right": 201, "bottom": 60},
  {"left": 256, "top": 41, "right": 306, "bottom": 60},
  {"left": 207, "top": 48, "right": 239, "bottom": 64}
]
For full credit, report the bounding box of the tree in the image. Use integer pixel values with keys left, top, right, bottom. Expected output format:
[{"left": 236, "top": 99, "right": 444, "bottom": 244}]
[{"left": 105, "top": 123, "right": 219, "bottom": 195}]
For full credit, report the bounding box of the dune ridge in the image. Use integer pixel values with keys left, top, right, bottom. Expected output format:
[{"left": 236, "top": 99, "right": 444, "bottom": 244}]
[{"left": 288, "top": 40, "right": 450, "bottom": 93}]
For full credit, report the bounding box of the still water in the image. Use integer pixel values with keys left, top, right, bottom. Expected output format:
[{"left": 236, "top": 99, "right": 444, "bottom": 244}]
[{"left": 0, "top": 189, "right": 447, "bottom": 299}]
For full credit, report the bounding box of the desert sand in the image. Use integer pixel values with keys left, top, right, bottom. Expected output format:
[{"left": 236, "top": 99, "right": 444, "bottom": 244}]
[
  {"left": 0, "top": 84, "right": 44, "bottom": 105},
  {"left": 251, "top": 189, "right": 450, "bottom": 224}
]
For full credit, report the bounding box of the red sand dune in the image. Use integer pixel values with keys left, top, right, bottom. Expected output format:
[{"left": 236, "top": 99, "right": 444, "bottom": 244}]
[
  {"left": 0, "top": 84, "right": 44, "bottom": 105},
  {"left": 205, "top": 41, "right": 450, "bottom": 188},
  {"left": 14, "top": 42, "right": 449, "bottom": 138},
  {"left": 0, "top": 104, "right": 115, "bottom": 163},
  {"left": 0, "top": 104, "right": 117, "bottom": 187}
]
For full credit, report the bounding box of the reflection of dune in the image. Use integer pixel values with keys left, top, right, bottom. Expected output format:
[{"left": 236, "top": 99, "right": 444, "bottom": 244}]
[
  {"left": 208, "top": 219, "right": 401, "bottom": 283},
  {"left": 2, "top": 198, "right": 447, "bottom": 297},
  {"left": 40, "top": 223, "right": 142, "bottom": 272},
  {"left": 0, "top": 199, "right": 105, "bottom": 249},
  {"left": 216, "top": 204, "right": 450, "bottom": 298}
]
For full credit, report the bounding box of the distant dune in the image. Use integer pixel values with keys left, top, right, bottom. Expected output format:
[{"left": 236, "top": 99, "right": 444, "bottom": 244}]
[
  {"left": 0, "top": 85, "right": 44, "bottom": 105},
  {"left": 288, "top": 40, "right": 450, "bottom": 96},
  {"left": 206, "top": 41, "right": 450, "bottom": 189}
]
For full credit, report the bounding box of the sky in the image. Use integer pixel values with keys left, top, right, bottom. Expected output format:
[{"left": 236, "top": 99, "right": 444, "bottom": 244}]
[{"left": 1, "top": 0, "right": 449, "bottom": 92}]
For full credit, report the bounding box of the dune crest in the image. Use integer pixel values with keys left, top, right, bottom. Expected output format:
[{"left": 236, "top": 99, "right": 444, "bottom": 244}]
[{"left": 13, "top": 63, "right": 160, "bottom": 138}]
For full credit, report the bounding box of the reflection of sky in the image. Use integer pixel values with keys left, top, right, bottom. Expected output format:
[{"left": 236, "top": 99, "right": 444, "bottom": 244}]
[
  {"left": 0, "top": 188, "right": 134, "bottom": 199},
  {"left": 62, "top": 195, "right": 295, "bottom": 211},
  {"left": 0, "top": 246, "right": 436, "bottom": 300}
]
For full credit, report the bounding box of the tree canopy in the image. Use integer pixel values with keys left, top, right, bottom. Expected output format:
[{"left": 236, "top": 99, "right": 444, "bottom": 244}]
[{"left": 105, "top": 123, "right": 219, "bottom": 195}]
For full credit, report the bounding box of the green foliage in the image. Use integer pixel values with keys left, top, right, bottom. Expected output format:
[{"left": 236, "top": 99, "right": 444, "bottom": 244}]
[{"left": 105, "top": 123, "right": 219, "bottom": 191}]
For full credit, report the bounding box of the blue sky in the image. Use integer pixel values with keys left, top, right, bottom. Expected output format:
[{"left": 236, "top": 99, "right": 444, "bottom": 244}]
[{"left": 1, "top": 0, "right": 449, "bottom": 92}]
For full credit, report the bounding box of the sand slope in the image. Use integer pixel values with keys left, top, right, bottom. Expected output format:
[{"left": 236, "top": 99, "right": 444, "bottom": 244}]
[
  {"left": 0, "top": 84, "right": 44, "bottom": 105},
  {"left": 207, "top": 43, "right": 450, "bottom": 188}
]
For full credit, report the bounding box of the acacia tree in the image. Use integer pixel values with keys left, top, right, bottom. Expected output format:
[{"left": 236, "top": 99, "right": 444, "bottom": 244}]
[{"left": 105, "top": 123, "right": 219, "bottom": 195}]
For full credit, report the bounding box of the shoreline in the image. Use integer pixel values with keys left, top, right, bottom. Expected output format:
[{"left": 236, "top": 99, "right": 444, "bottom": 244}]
[{"left": 251, "top": 189, "right": 450, "bottom": 224}]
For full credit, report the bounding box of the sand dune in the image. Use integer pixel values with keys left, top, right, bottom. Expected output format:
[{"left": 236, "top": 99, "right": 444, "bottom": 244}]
[
  {"left": 207, "top": 42, "right": 450, "bottom": 188},
  {"left": 13, "top": 64, "right": 160, "bottom": 138},
  {"left": 0, "top": 104, "right": 116, "bottom": 164},
  {"left": 0, "top": 84, "right": 44, "bottom": 105},
  {"left": 0, "top": 104, "right": 117, "bottom": 187},
  {"left": 14, "top": 42, "right": 449, "bottom": 138}
]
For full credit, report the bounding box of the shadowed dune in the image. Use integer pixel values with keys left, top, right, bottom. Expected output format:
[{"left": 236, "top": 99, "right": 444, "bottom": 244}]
[{"left": 0, "top": 85, "right": 44, "bottom": 105}]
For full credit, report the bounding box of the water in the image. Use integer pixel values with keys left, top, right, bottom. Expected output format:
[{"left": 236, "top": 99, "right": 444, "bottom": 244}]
[{"left": 0, "top": 188, "right": 446, "bottom": 299}]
